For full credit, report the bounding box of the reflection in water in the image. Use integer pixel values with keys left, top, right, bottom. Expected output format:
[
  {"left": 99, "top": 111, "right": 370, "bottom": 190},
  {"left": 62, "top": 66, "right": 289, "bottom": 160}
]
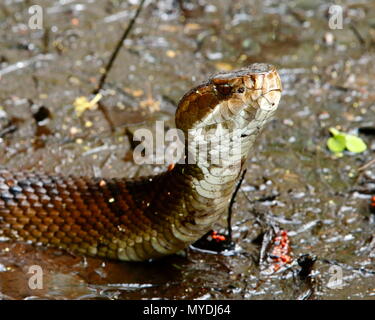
[{"left": 0, "top": 242, "right": 185, "bottom": 299}]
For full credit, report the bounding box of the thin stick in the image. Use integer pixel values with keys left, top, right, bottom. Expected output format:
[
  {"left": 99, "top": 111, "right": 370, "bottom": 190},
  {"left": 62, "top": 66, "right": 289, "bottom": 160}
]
[
  {"left": 358, "top": 158, "right": 375, "bottom": 172},
  {"left": 349, "top": 23, "right": 366, "bottom": 47},
  {"left": 227, "top": 169, "right": 247, "bottom": 240},
  {"left": 96, "top": 101, "right": 116, "bottom": 132},
  {"left": 93, "top": 0, "right": 146, "bottom": 94},
  {"left": 92, "top": 0, "right": 146, "bottom": 131}
]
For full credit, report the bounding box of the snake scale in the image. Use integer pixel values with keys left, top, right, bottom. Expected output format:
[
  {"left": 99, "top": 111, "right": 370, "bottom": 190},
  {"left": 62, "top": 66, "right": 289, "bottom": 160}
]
[{"left": 0, "top": 63, "right": 282, "bottom": 261}]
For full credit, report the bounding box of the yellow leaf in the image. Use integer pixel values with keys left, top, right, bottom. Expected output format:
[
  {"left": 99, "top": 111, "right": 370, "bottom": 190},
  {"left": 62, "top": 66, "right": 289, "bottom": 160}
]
[{"left": 73, "top": 94, "right": 102, "bottom": 117}]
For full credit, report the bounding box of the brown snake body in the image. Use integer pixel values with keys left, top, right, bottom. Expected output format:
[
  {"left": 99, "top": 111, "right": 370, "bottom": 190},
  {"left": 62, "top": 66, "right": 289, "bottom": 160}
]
[{"left": 0, "top": 64, "right": 282, "bottom": 261}]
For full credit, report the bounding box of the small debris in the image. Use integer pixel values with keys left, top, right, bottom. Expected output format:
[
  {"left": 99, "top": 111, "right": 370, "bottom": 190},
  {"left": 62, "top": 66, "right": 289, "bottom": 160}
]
[
  {"left": 123, "top": 87, "right": 144, "bottom": 98},
  {"left": 370, "top": 195, "right": 375, "bottom": 213},
  {"left": 99, "top": 180, "right": 106, "bottom": 187},
  {"left": 269, "top": 230, "right": 293, "bottom": 272},
  {"left": 166, "top": 50, "right": 177, "bottom": 58},
  {"left": 73, "top": 93, "right": 102, "bottom": 117},
  {"left": 139, "top": 86, "right": 160, "bottom": 112},
  {"left": 323, "top": 32, "right": 334, "bottom": 45},
  {"left": 297, "top": 254, "right": 317, "bottom": 280},
  {"left": 71, "top": 18, "right": 79, "bottom": 26},
  {"left": 69, "top": 126, "right": 81, "bottom": 135},
  {"left": 85, "top": 121, "right": 93, "bottom": 128},
  {"left": 32, "top": 106, "right": 51, "bottom": 123}
]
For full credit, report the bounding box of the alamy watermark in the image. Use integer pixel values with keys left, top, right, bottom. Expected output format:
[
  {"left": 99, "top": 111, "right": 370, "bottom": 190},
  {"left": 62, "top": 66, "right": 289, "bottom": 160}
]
[
  {"left": 27, "top": 4, "right": 345, "bottom": 31},
  {"left": 132, "top": 121, "right": 244, "bottom": 166},
  {"left": 327, "top": 265, "right": 343, "bottom": 289},
  {"left": 328, "top": 5, "right": 343, "bottom": 30},
  {"left": 28, "top": 265, "right": 43, "bottom": 290},
  {"left": 28, "top": 5, "right": 43, "bottom": 30}
]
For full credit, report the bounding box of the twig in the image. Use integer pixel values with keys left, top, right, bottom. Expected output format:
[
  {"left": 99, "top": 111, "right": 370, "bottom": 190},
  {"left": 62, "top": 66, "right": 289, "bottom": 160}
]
[
  {"left": 92, "top": 0, "right": 146, "bottom": 131},
  {"left": 349, "top": 23, "right": 366, "bottom": 47},
  {"left": 227, "top": 169, "right": 247, "bottom": 240},
  {"left": 93, "top": 0, "right": 146, "bottom": 94},
  {"left": 0, "top": 123, "right": 17, "bottom": 137},
  {"left": 358, "top": 158, "right": 375, "bottom": 172},
  {"left": 96, "top": 101, "right": 116, "bottom": 132}
]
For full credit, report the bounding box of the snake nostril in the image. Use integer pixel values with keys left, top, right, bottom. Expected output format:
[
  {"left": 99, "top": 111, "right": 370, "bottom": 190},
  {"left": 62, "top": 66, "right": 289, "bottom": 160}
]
[{"left": 237, "top": 87, "right": 245, "bottom": 93}]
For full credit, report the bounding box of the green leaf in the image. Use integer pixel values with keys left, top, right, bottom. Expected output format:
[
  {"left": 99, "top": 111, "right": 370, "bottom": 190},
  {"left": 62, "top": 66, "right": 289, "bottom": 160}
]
[
  {"left": 327, "top": 135, "right": 346, "bottom": 153},
  {"left": 345, "top": 134, "right": 367, "bottom": 153},
  {"left": 327, "top": 127, "right": 367, "bottom": 154}
]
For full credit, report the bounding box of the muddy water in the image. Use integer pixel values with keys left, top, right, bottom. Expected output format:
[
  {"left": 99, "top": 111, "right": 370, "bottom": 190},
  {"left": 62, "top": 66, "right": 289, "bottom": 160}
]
[{"left": 0, "top": 0, "right": 374, "bottom": 299}]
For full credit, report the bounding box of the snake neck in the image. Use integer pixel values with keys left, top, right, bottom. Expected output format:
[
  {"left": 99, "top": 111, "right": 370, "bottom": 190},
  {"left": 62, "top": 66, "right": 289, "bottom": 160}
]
[
  {"left": 128, "top": 110, "right": 258, "bottom": 253},
  {"left": 173, "top": 96, "right": 263, "bottom": 220}
]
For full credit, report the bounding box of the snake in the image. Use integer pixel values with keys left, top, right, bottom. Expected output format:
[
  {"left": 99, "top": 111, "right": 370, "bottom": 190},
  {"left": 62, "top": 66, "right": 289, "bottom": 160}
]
[{"left": 0, "top": 63, "right": 282, "bottom": 261}]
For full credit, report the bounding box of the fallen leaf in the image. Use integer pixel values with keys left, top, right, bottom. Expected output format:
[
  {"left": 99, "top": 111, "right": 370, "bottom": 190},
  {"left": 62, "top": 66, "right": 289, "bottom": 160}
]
[{"left": 73, "top": 93, "right": 102, "bottom": 117}]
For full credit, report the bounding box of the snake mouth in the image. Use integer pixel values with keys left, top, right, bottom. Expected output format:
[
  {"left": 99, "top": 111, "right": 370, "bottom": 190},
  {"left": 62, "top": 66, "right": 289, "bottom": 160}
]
[{"left": 255, "top": 88, "right": 282, "bottom": 112}]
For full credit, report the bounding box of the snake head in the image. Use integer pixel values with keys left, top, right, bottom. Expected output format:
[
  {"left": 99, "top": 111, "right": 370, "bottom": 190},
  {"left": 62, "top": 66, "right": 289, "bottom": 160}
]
[
  {"left": 176, "top": 63, "right": 282, "bottom": 133},
  {"left": 210, "top": 63, "right": 282, "bottom": 114}
]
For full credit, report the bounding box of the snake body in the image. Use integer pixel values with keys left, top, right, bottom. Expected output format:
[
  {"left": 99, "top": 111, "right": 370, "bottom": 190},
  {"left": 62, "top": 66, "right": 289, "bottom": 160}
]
[{"left": 0, "top": 64, "right": 282, "bottom": 261}]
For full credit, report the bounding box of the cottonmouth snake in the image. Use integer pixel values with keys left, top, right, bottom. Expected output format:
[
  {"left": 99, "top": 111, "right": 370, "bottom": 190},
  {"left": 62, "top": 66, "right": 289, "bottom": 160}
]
[{"left": 0, "top": 63, "right": 282, "bottom": 261}]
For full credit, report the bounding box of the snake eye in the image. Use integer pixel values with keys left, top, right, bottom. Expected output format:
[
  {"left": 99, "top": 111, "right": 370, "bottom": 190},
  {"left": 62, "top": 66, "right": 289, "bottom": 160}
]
[
  {"left": 237, "top": 87, "right": 245, "bottom": 93},
  {"left": 215, "top": 84, "right": 232, "bottom": 96}
]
